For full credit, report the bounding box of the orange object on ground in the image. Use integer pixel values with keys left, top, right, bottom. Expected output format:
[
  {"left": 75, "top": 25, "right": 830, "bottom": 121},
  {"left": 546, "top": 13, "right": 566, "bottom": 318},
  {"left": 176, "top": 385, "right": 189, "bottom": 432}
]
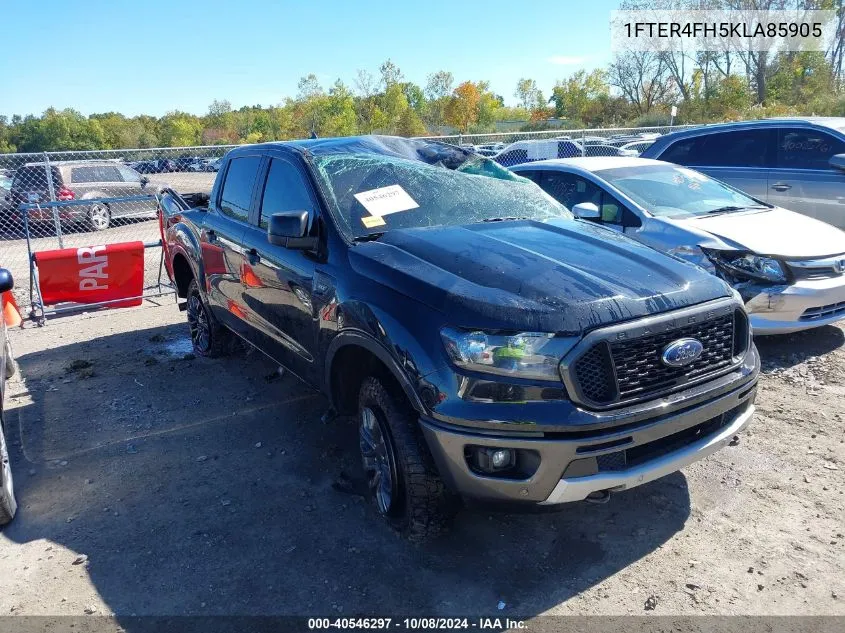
[
  {"left": 34, "top": 241, "right": 145, "bottom": 308},
  {"left": 2, "top": 291, "right": 21, "bottom": 327}
]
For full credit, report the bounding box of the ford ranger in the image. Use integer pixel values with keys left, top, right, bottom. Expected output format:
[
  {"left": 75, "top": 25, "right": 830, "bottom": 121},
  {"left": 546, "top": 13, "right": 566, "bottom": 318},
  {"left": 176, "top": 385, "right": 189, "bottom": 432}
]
[{"left": 158, "top": 136, "right": 759, "bottom": 540}]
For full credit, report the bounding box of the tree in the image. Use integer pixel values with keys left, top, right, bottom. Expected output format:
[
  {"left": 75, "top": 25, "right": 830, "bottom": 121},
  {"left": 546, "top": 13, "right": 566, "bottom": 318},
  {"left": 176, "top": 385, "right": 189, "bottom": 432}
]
[
  {"left": 354, "top": 69, "right": 377, "bottom": 97},
  {"left": 296, "top": 74, "right": 324, "bottom": 100},
  {"left": 444, "top": 81, "right": 481, "bottom": 132},
  {"left": 549, "top": 70, "right": 610, "bottom": 120},
  {"left": 608, "top": 52, "right": 676, "bottom": 115},
  {"left": 379, "top": 59, "right": 404, "bottom": 89},
  {"left": 425, "top": 71, "right": 454, "bottom": 100},
  {"left": 514, "top": 78, "right": 541, "bottom": 110}
]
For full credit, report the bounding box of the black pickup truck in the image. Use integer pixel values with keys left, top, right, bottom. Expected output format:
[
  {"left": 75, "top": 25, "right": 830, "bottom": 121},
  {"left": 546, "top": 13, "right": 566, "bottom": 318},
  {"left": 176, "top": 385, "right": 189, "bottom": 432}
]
[{"left": 159, "top": 135, "right": 759, "bottom": 540}]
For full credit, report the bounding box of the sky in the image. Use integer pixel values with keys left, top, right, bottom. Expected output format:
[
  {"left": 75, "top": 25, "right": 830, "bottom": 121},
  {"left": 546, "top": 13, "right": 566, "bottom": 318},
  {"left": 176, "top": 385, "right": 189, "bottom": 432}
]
[{"left": 0, "top": 0, "right": 621, "bottom": 118}]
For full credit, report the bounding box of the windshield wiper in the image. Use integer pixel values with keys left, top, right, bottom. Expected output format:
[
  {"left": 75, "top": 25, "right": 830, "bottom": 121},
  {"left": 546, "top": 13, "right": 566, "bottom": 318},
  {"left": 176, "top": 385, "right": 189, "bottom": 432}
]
[
  {"left": 706, "top": 205, "right": 766, "bottom": 215},
  {"left": 352, "top": 232, "right": 385, "bottom": 242},
  {"left": 482, "top": 216, "right": 530, "bottom": 222}
]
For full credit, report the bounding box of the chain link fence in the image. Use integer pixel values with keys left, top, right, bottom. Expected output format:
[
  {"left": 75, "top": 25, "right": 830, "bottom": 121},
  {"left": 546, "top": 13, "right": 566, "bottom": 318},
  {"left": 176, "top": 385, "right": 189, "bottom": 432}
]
[{"left": 0, "top": 125, "right": 700, "bottom": 315}]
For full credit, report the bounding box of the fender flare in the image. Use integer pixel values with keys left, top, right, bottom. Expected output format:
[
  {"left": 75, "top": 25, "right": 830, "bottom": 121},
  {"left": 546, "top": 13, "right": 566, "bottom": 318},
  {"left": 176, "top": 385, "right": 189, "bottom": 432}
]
[
  {"left": 325, "top": 330, "right": 426, "bottom": 415},
  {"left": 166, "top": 224, "right": 205, "bottom": 294}
]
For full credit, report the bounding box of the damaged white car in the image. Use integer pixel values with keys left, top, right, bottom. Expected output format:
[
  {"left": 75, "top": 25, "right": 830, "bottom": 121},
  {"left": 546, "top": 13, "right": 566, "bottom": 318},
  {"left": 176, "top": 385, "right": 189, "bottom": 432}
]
[{"left": 513, "top": 157, "right": 845, "bottom": 335}]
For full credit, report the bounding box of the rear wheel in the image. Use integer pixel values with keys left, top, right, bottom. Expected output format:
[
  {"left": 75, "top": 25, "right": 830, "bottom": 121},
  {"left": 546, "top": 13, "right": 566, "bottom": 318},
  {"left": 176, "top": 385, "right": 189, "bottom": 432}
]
[
  {"left": 186, "top": 279, "right": 231, "bottom": 357},
  {"left": 0, "top": 415, "right": 17, "bottom": 526},
  {"left": 88, "top": 203, "right": 110, "bottom": 232},
  {"left": 358, "top": 376, "right": 457, "bottom": 541}
]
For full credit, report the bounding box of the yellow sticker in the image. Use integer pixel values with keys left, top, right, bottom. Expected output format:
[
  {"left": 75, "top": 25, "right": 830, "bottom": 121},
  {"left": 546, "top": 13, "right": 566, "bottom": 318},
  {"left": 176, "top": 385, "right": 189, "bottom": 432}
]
[{"left": 361, "top": 215, "right": 386, "bottom": 228}]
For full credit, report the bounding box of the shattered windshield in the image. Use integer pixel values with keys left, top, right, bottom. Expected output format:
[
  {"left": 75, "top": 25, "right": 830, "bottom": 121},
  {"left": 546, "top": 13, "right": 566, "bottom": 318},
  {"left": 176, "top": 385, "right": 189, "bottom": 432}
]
[{"left": 308, "top": 148, "right": 571, "bottom": 239}]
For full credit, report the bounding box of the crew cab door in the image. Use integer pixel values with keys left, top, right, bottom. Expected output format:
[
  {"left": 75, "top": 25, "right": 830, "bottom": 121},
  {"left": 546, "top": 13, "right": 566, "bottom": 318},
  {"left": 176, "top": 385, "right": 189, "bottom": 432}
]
[
  {"left": 200, "top": 154, "right": 262, "bottom": 336},
  {"left": 238, "top": 155, "right": 320, "bottom": 383}
]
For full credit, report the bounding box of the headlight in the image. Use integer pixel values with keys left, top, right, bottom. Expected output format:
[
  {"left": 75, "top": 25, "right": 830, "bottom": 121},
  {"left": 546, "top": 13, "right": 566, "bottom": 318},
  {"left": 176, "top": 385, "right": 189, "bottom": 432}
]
[
  {"left": 706, "top": 251, "right": 787, "bottom": 283},
  {"left": 440, "top": 328, "right": 578, "bottom": 381},
  {"left": 667, "top": 245, "right": 715, "bottom": 272}
]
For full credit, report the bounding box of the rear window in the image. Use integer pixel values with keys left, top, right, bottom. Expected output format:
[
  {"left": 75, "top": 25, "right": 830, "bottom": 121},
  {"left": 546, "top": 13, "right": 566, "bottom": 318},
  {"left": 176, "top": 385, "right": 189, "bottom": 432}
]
[
  {"left": 220, "top": 156, "right": 262, "bottom": 221},
  {"left": 12, "top": 166, "right": 62, "bottom": 190},
  {"left": 71, "top": 165, "right": 122, "bottom": 183},
  {"left": 777, "top": 128, "right": 845, "bottom": 170}
]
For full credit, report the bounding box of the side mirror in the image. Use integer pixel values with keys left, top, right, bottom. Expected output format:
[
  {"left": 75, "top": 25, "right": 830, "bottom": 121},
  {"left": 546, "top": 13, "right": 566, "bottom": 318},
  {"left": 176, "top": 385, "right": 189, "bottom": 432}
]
[
  {"left": 572, "top": 202, "right": 600, "bottom": 220},
  {"left": 829, "top": 154, "right": 845, "bottom": 171},
  {"left": 0, "top": 268, "right": 13, "bottom": 294},
  {"left": 267, "top": 210, "right": 317, "bottom": 250}
]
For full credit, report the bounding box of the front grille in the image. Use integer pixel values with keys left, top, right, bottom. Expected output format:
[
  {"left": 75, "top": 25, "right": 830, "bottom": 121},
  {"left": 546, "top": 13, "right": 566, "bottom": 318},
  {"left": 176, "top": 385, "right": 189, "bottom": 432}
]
[
  {"left": 570, "top": 310, "right": 744, "bottom": 407},
  {"left": 800, "top": 301, "right": 845, "bottom": 321}
]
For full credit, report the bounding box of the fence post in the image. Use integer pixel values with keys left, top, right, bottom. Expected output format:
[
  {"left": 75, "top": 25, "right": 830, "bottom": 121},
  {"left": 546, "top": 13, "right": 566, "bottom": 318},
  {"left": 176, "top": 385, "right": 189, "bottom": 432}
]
[
  {"left": 580, "top": 130, "right": 586, "bottom": 156},
  {"left": 42, "top": 152, "right": 64, "bottom": 249}
]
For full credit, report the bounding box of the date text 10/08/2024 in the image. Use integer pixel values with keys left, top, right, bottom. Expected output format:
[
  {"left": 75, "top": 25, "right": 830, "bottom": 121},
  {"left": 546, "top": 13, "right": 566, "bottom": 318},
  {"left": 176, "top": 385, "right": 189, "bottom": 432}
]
[{"left": 308, "top": 618, "right": 527, "bottom": 630}]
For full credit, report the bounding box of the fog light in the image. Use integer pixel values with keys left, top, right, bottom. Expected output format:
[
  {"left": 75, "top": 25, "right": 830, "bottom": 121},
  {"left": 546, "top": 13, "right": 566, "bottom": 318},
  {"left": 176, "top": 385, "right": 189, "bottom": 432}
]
[{"left": 469, "top": 446, "right": 516, "bottom": 474}]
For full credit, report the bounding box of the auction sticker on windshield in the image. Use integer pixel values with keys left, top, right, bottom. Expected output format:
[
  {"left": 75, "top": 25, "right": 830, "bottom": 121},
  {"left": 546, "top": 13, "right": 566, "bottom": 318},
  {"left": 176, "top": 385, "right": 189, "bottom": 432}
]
[{"left": 354, "top": 184, "right": 419, "bottom": 216}]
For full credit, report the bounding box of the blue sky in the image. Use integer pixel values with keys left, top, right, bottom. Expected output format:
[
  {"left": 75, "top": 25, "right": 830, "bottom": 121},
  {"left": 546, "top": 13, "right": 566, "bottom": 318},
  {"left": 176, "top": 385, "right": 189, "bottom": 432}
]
[{"left": 1, "top": 0, "right": 621, "bottom": 118}]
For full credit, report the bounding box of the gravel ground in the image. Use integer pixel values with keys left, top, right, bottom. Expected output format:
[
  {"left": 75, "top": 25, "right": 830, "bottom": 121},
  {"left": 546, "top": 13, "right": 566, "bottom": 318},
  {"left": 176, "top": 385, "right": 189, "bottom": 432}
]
[{"left": 0, "top": 303, "right": 842, "bottom": 624}]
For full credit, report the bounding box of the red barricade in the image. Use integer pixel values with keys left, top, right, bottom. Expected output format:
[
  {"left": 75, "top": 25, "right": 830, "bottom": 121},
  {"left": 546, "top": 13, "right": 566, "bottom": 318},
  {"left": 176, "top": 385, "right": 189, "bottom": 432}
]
[{"left": 34, "top": 241, "right": 145, "bottom": 307}]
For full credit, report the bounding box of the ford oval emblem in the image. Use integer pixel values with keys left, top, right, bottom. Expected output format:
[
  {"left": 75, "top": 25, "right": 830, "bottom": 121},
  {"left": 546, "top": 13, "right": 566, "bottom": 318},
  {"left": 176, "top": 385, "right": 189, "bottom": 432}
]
[{"left": 661, "top": 338, "right": 704, "bottom": 367}]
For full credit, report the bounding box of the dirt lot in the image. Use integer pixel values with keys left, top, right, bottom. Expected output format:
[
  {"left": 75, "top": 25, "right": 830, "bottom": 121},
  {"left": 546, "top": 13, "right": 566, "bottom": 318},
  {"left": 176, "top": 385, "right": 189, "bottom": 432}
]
[{"left": 0, "top": 303, "right": 842, "bottom": 624}]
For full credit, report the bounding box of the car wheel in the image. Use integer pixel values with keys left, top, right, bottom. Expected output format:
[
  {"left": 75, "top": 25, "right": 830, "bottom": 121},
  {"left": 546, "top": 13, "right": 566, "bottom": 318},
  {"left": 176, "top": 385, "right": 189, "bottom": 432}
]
[
  {"left": 358, "top": 376, "right": 457, "bottom": 541},
  {"left": 88, "top": 203, "right": 111, "bottom": 231},
  {"left": 0, "top": 414, "right": 17, "bottom": 526},
  {"left": 4, "top": 337, "right": 16, "bottom": 380},
  {"left": 186, "top": 279, "right": 231, "bottom": 358}
]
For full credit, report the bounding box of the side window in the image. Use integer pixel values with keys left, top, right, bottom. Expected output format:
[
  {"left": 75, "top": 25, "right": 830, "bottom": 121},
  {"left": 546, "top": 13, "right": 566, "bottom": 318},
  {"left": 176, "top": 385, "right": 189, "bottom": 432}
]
[
  {"left": 598, "top": 190, "right": 635, "bottom": 225},
  {"left": 660, "top": 131, "right": 772, "bottom": 168},
  {"left": 219, "top": 156, "right": 261, "bottom": 222},
  {"left": 777, "top": 127, "right": 845, "bottom": 170},
  {"left": 71, "top": 166, "right": 97, "bottom": 183},
  {"left": 659, "top": 138, "right": 697, "bottom": 164},
  {"left": 258, "top": 159, "right": 314, "bottom": 229},
  {"left": 118, "top": 166, "right": 141, "bottom": 183},
  {"left": 540, "top": 172, "right": 601, "bottom": 209},
  {"left": 98, "top": 166, "right": 122, "bottom": 182}
]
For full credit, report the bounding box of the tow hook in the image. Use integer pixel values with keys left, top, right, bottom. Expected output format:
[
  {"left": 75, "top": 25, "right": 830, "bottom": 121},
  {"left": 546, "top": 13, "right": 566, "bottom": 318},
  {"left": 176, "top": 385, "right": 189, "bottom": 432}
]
[{"left": 585, "top": 490, "right": 612, "bottom": 504}]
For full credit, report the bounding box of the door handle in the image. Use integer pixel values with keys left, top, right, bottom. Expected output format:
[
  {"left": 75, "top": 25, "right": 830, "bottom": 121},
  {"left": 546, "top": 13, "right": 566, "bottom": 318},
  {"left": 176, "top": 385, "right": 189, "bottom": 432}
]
[
  {"left": 771, "top": 183, "right": 792, "bottom": 192},
  {"left": 247, "top": 248, "right": 261, "bottom": 265}
]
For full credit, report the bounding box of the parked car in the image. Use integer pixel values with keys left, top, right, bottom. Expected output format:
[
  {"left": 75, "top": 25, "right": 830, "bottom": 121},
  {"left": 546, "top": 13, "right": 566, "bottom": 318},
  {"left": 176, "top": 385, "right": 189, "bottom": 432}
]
[
  {"left": 620, "top": 140, "right": 655, "bottom": 154},
  {"left": 493, "top": 139, "right": 584, "bottom": 166},
  {"left": 1, "top": 268, "right": 18, "bottom": 525},
  {"left": 641, "top": 118, "right": 845, "bottom": 229},
  {"left": 133, "top": 160, "right": 159, "bottom": 174},
  {"left": 512, "top": 157, "right": 845, "bottom": 334},
  {"left": 0, "top": 170, "right": 13, "bottom": 218},
  {"left": 8, "top": 161, "right": 159, "bottom": 231},
  {"left": 159, "top": 135, "right": 758, "bottom": 540},
  {"left": 582, "top": 144, "right": 639, "bottom": 157}
]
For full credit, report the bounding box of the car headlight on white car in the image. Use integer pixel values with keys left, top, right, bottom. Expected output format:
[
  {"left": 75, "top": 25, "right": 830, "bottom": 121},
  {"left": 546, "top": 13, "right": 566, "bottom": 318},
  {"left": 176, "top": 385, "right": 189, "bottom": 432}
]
[
  {"left": 440, "top": 328, "right": 578, "bottom": 381},
  {"left": 705, "top": 251, "right": 788, "bottom": 284}
]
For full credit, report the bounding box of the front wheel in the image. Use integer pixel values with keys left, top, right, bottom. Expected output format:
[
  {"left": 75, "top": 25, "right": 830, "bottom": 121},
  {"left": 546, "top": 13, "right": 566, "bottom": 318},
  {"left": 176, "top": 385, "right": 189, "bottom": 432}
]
[
  {"left": 0, "top": 416, "right": 17, "bottom": 526},
  {"left": 358, "top": 377, "right": 457, "bottom": 541},
  {"left": 186, "top": 279, "right": 231, "bottom": 357}
]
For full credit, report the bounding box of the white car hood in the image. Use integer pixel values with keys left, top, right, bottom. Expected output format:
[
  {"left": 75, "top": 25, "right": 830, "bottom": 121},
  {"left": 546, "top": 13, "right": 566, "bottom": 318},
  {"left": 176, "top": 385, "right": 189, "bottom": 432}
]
[{"left": 676, "top": 207, "right": 845, "bottom": 258}]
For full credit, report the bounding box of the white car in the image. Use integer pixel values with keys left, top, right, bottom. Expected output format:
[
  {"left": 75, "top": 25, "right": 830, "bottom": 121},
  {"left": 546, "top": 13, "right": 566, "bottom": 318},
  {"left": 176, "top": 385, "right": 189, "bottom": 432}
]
[{"left": 512, "top": 157, "right": 845, "bottom": 335}]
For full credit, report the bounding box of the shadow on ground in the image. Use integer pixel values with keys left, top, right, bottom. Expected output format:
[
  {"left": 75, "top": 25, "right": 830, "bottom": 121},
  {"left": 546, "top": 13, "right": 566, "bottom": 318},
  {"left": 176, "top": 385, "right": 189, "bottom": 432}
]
[
  {"left": 754, "top": 325, "right": 845, "bottom": 371},
  {"left": 1, "top": 320, "right": 691, "bottom": 623}
]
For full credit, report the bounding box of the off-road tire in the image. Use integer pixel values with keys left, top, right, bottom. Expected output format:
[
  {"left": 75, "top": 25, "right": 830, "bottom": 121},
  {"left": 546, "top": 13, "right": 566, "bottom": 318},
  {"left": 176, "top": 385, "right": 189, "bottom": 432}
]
[
  {"left": 358, "top": 376, "right": 457, "bottom": 541},
  {"left": 4, "top": 337, "right": 16, "bottom": 380},
  {"left": 186, "top": 279, "right": 231, "bottom": 358},
  {"left": 0, "top": 416, "right": 17, "bottom": 526}
]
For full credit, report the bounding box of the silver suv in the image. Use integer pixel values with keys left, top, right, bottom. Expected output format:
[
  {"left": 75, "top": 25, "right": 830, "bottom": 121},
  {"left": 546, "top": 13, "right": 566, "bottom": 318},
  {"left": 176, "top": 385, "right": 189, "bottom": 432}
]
[
  {"left": 641, "top": 118, "right": 845, "bottom": 229},
  {"left": 8, "top": 160, "right": 158, "bottom": 231}
]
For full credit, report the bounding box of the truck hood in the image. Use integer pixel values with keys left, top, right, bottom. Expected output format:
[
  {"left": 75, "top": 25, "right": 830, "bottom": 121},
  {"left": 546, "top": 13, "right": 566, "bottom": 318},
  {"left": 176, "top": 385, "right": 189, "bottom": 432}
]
[
  {"left": 676, "top": 207, "right": 845, "bottom": 258},
  {"left": 349, "top": 219, "right": 730, "bottom": 335}
]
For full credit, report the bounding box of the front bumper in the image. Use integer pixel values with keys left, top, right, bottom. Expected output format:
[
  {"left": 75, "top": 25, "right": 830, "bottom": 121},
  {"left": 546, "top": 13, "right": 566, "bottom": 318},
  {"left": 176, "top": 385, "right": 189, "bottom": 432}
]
[
  {"left": 745, "top": 275, "right": 845, "bottom": 335},
  {"left": 420, "top": 347, "right": 758, "bottom": 507}
]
